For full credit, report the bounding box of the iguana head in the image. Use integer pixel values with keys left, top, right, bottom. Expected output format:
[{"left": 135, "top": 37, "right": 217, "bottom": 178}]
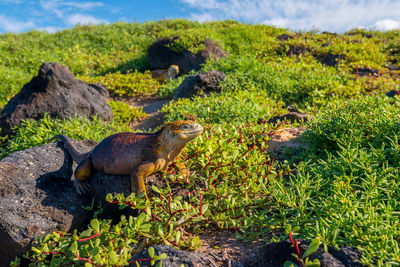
[
  {"left": 167, "top": 65, "right": 179, "bottom": 80},
  {"left": 160, "top": 120, "right": 203, "bottom": 150}
]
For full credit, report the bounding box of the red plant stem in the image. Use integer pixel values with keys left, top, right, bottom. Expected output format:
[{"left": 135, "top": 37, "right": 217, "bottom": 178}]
[
  {"left": 168, "top": 193, "right": 172, "bottom": 215},
  {"left": 76, "top": 255, "right": 95, "bottom": 265},
  {"left": 289, "top": 233, "right": 303, "bottom": 267},
  {"left": 199, "top": 193, "right": 204, "bottom": 215},
  {"left": 186, "top": 151, "right": 201, "bottom": 160},
  {"left": 78, "top": 233, "right": 100, "bottom": 241},
  {"left": 166, "top": 209, "right": 188, "bottom": 225},
  {"left": 238, "top": 129, "right": 243, "bottom": 143},
  {"left": 167, "top": 239, "right": 181, "bottom": 247}
]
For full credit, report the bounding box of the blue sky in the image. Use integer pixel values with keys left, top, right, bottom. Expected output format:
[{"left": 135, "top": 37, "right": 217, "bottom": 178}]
[{"left": 0, "top": 0, "right": 399, "bottom": 34}]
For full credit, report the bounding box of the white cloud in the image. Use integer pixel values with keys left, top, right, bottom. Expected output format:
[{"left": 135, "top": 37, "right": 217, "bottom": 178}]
[
  {"left": 180, "top": 0, "right": 400, "bottom": 32},
  {"left": 0, "top": 15, "right": 35, "bottom": 32},
  {"left": 40, "top": 0, "right": 65, "bottom": 18},
  {"left": 374, "top": 19, "right": 400, "bottom": 31},
  {"left": 63, "top": 1, "right": 104, "bottom": 10},
  {"left": 189, "top": 12, "right": 215, "bottom": 22},
  {"left": 39, "top": 0, "right": 104, "bottom": 18},
  {"left": 66, "top": 13, "right": 107, "bottom": 25},
  {"left": 38, "top": 26, "right": 63, "bottom": 33}
]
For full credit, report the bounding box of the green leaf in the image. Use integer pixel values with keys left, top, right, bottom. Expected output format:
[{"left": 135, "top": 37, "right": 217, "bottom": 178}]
[
  {"left": 159, "top": 253, "right": 167, "bottom": 260},
  {"left": 152, "top": 185, "right": 161, "bottom": 194},
  {"left": 302, "top": 237, "right": 320, "bottom": 259},
  {"left": 201, "top": 203, "right": 209, "bottom": 214},
  {"left": 31, "top": 247, "right": 41, "bottom": 254},
  {"left": 90, "top": 247, "right": 100, "bottom": 256},
  {"left": 90, "top": 219, "right": 100, "bottom": 234},
  {"left": 148, "top": 247, "right": 155, "bottom": 258},
  {"left": 137, "top": 212, "right": 146, "bottom": 226},
  {"left": 284, "top": 261, "right": 298, "bottom": 267},
  {"left": 69, "top": 241, "right": 78, "bottom": 252},
  {"left": 109, "top": 251, "right": 118, "bottom": 265},
  {"left": 305, "top": 259, "right": 321, "bottom": 267}
]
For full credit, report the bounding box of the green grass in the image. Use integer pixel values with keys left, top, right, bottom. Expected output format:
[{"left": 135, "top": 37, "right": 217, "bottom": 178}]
[{"left": 2, "top": 20, "right": 400, "bottom": 266}]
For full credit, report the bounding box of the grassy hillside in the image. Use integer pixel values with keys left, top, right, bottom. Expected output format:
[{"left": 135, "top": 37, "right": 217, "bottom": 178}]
[{"left": 1, "top": 20, "right": 400, "bottom": 266}]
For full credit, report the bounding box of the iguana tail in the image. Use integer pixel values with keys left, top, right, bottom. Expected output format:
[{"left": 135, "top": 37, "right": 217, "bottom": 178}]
[{"left": 49, "top": 134, "right": 89, "bottom": 164}]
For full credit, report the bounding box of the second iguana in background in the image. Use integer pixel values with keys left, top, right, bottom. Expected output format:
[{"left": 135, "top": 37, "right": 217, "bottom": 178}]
[{"left": 51, "top": 120, "right": 203, "bottom": 200}]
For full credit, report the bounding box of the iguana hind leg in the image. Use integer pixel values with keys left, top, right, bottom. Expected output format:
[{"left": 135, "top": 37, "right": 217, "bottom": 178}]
[{"left": 74, "top": 157, "right": 95, "bottom": 195}]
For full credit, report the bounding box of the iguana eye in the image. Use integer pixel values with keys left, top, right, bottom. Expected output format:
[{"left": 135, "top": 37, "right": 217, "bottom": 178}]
[{"left": 180, "top": 124, "right": 190, "bottom": 130}]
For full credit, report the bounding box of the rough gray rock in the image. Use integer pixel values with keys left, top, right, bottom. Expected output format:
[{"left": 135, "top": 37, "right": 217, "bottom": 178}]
[
  {"left": 173, "top": 71, "right": 226, "bottom": 100},
  {"left": 242, "top": 240, "right": 364, "bottom": 267},
  {"left": 128, "top": 241, "right": 364, "bottom": 267},
  {"left": 263, "top": 111, "right": 311, "bottom": 125},
  {"left": 316, "top": 53, "right": 346, "bottom": 67},
  {"left": 147, "top": 37, "right": 226, "bottom": 75},
  {"left": 0, "top": 140, "right": 96, "bottom": 265},
  {"left": 277, "top": 33, "right": 294, "bottom": 41},
  {"left": 128, "top": 245, "right": 210, "bottom": 267},
  {"left": 0, "top": 62, "right": 113, "bottom": 136},
  {"left": 386, "top": 90, "right": 400, "bottom": 98}
]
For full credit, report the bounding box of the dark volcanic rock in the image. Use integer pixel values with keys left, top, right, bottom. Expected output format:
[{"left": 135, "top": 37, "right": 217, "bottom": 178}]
[
  {"left": 90, "top": 172, "right": 138, "bottom": 219},
  {"left": 262, "top": 111, "right": 311, "bottom": 125},
  {"left": 386, "top": 90, "right": 400, "bottom": 98},
  {"left": 316, "top": 53, "right": 346, "bottom": 67},
  {"left": 147, "top": 37, "right": 226, "bottom": 74},
  {"left": 0, "top": 62, "right": 113, "bottom": 136},
  {"left": 0, "top": 140, "right": 96, "bottom": 265},
  {"left": 286, "top": 44, "right": 309, "bottom": 56},
  {"left": 128, "top": 245, "right": 211, "bottom": 267},
  {"left": 277, "top": 33, "right": 294, "bottom": 41},
  {"left": 128, "top": 241, "right": 363, "bottom": 267},
  {"left": 355, "top": 67, "right": 379, "bottom": 77},
  {"left": 173, "top": 71, "right": 226, "bottom": 100},
  {"left": 245, "top": 240, "right": 363, "bottom": 267}
]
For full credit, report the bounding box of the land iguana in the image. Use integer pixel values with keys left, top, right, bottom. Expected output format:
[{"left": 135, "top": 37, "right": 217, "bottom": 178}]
[
  {"left": 151, "top": 65, "right": 179, "bottom": 83},
  {"left": 51, "top": 120, "right": 203, "bottom": 200}
]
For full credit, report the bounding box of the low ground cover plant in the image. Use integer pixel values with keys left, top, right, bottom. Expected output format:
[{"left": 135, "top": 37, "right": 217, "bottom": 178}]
[{"left": 1, "top": 20, "right": 400, "bottom": 266}]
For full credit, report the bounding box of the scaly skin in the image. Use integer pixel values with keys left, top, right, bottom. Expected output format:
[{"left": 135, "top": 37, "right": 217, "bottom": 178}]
[{"left": 51, "top": 120, "right": 203, "bottom": 200}]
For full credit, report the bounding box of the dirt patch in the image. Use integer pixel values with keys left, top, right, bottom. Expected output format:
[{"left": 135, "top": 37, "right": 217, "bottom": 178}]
[
  {"left": 197, "top": 230, "right": 266, "bottom": 266},
  {"left": 266, "top": 127, "right": 308, "bottom": 159}
]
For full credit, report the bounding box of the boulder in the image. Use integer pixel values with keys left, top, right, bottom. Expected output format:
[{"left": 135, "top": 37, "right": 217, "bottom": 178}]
[
  {"left": 263, "top": 111, "right": 311, "bottom": 125},
  {"left": 129, "top": 245, "right": 209, "bottom": 267},
  {"left": 128, "top": 241, "right": 363, "bottom": 267},
  {"left": 173, "top": 71, "right": 226, "bottom": 99},
  {"left": 355, "top": 67, "right": 379, "bottom": 77},
  {"left": 246, "top": 240, "right": 364, "bottom": 267},
  {"left": 276, "top": 34, "right": 294, "bottom": 41},
  {"left": 316, "top": 53, "right": 346, "bottom": 67},
  {"left": 147, "top": 37, "right": 226, "bottom": 74},
  {"left": 0, "top": 140, "right": 96, "bottom": 265},
  {"left": 0, "top": 62, "right": 113, "bottom": 136},
  {"left": 386, "top": 90, "right": 400, "bottom": 98}
]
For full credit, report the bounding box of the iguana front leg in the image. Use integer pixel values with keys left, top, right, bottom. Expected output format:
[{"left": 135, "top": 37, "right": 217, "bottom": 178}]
[
  {"left": 173, "top": 155, "right": 190, "bottom": 177},
  {"left": 131, "top": 159, "right": 165, "bottom": 201}
]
